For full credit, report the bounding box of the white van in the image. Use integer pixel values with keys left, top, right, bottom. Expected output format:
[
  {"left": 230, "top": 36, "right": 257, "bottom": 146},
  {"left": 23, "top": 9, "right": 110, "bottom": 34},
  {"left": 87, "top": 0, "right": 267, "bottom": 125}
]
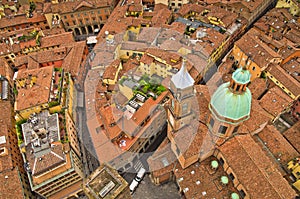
[
  {"left": 129, "top": 179, "right": 139, "bottom": 194},
  {"left": 135, "top": 167, "right": 146, "bottom": 182}
]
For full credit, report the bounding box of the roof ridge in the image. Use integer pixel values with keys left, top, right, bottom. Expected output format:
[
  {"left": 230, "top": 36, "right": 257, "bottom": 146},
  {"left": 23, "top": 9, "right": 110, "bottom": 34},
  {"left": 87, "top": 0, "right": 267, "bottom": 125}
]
[
  {"left": 235, "top": 135, "right": 286, "bottom": 198},
  {"left": 50, "top": 150, "right": 64, "bottom": 161}
]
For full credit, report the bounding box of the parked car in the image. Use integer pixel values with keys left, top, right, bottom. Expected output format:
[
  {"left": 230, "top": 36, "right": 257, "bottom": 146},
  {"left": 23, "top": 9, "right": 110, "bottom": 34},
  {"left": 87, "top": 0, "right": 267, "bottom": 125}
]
[
  {"left": 134, "top": 167, "right": 146, "bottom": 182},
  {"left": 129, "top": 179, "right": 139, "bottom": 194}
]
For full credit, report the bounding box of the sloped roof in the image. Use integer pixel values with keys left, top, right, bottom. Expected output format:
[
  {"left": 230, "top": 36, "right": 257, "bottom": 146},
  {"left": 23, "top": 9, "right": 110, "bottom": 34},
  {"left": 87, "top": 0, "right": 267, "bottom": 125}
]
[
  {"left": 171, "top": 60, "right": 194, "bottom": 89},
  {"left": 219, "top": 134, "right": 297, "bottom": 199}
]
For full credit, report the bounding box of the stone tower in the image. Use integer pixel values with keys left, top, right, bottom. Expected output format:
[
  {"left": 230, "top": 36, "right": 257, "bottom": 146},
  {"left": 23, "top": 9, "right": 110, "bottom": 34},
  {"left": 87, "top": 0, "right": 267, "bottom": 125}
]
[{"left": 168, "top": 59, "right": 195, "bottom": 132}]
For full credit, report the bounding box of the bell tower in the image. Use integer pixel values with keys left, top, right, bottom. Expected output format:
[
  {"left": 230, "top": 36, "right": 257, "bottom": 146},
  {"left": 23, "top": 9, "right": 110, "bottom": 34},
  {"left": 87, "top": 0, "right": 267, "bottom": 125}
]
[{"left": 168, "top": 59, "right": 195, "bottom": 132}]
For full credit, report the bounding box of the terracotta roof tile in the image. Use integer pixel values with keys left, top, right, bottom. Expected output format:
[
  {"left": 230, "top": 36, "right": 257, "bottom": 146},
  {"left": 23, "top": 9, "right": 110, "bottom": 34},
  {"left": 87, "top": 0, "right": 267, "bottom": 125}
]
[
  {"left": 148, "top": 138, "right": 177, "bottom": 176},
  {"left": 15, "top": 66, "right": 53, "bottom": 111},
  {"left": 145, "top": 48, "right": 181, "bottom": 66},
  {"left": 177, "top": 4, "right": 206, "bottom": 16},
  {"left": 235, "top": 29, "right": 281, "bottom": 67},
  {"left": 151, "top": 7, "right": 172, "bottom": 27},
  {"left": 0, "top": 124, "right": 13, "bottom": 172},
  {"left": 259, "top": 86, "right": 293, "bottom": 118},
  {"left": 50, "top": 0, "right": 111, "bottom": 14},
  {"left": 99, "top": 106, "right": 122, "bottom": 140},
  {"left": 131, "top": 91, "right": 168, "bottom": 130},
  {"left": 283, "top": 121, "right": 300, "bottom": 154},
  {"left": 0, "top": 13, "right": 47, "bottom": 29},
  {"left": 174, "top": 157, "right": 239, "bottom": 199},
  {"left": 174, "top": 121, "right": 215, "bottom": 159},
  {"left": 256, "top": 125, "right": 299, "bottom": 165},
  {"left": 0, "top": 168, "right": 24, "bottom": 198},
  {"left": 268, "top": 64, "right": 300, "bottom": 97},
  {"left": 120, "top": 58, "right": 139, "bottom": 76},
  {"left": 102, "top": 59, "right": 121, "bottom": 80},
  {"left": 281, "top": 58, "right": 300, "bottom": 83},
  {"left": 219, "top": 134, "right": 297, "bottom": 199},
  {"left": 248, "top": 77, "right": 267, "bottom": 100},
  {"left": 241, "top": 99, "right": 272, "bottom": 133},
  {"left": 27, "top": 144, "right": 66, "bottom": 176}
]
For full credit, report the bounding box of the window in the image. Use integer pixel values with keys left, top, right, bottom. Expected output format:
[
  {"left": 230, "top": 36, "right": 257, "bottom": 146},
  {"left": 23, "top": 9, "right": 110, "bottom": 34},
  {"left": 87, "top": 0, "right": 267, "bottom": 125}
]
[
  {"left": 71, "top": 14, "right": 74, "bottom": 18},
  {"left": 233, "top": 126, "right": 239, "bottom": 134},
  {"left": 252, "top": 66, "right": 256, "bottom": 71},
  {"left": 209, "top": 118, "right": 214, "bottom": 128},
  {"left": 182, "top": 103, "right": 188, "bottom": 115},
  {"left": 229, "top": 173, "right": 235, "bottom": 180},
  {"left": 218, "top": 125, "right": 227, "bottom": 135},
  {"left": 239, "top": 189, "right": 246, "bottom": 199},
  {"left": 219, "top": 157, "right": 224, "bottom": 166}
]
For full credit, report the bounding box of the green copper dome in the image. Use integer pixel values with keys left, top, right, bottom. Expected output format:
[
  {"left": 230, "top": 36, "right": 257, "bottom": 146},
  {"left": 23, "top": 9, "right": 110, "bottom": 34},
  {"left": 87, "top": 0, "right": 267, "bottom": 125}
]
[
  {"left": 209, "top": 82, "right": 252, "bottom": 124},
  {"left": 232, "top": 67, "right": 251, "bottom": 85}
]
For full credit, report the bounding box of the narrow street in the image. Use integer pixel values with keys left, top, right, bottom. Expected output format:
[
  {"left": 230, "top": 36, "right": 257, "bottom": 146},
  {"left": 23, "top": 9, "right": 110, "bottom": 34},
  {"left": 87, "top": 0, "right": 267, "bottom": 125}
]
[{"left": 132, "top": 174, "right": 181, "bottom": 199}]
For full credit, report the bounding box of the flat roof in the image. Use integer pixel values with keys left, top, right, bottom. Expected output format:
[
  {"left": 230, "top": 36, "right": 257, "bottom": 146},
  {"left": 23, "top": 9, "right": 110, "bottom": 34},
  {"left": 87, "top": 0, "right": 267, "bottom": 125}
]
[{"left": 85, "top": 164, "right": 128, "bottom": 199}]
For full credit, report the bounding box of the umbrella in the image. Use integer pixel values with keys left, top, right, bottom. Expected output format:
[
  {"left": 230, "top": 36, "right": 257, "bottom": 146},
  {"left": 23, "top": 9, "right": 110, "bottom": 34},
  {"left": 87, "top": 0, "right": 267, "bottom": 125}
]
[
  {"left": 221, "top": 176, "right": 229, "bottom": 185},
  {"left": 231, "top": 192, "right": 240, "bottom": 199},
  {"left": 211, "top": 160, "right": 219, "bottom": 169}
]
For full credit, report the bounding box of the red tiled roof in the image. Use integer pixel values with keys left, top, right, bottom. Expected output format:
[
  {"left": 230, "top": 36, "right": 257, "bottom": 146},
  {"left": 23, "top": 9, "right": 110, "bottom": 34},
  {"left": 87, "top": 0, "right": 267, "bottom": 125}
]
[
  {"left": 0, "top": 13, "right": 47, "bottom": 29},
  {"left": 0, "top": 168, "right": 25, "bottom": 198},
  {"left": 177, "top": 4, "right": 206, "bottom": 17},
  {"left": 27, "top": 144, "right": 66, "bottom": 176},
  {"left": 219, "top": 134, "right": 297, "bottom": 199},
  {"left": 103, "top": 59, "right": 121, "bottom": 80},
  {"left": 174, "top": 121, "right": 215, "bottom": 159},
  {"left": 50, "top": 0, "right": 111, "bottom": 14},
  {"left": 174, "top": 157, "right": 239, "bottom": 199},
  {"left": 256, "top": 125, "right": 299, "bottom": 165},
  {"left": 283, "top": 121, "right": 300, "bottom": 154},
  {"left": 99, "top": 106, "right": 123, "bottom": 140},
  {"left": 259, "top": 86, "right": 292, "bottom": 118},
  {"left": 241, "top": 99, "right": 272, "bottom": 133},
  {"left": 147, "top": 138, "right": 177, "bottom": 176},
  {"left": 268, "top": 64, "right": 300, "bottom": 97},
  {"left": 15, "top": 66, "right": 54, "bottom": 111},
  {"left": 146, "top": 48, "right": 182, "bottom": 66}
]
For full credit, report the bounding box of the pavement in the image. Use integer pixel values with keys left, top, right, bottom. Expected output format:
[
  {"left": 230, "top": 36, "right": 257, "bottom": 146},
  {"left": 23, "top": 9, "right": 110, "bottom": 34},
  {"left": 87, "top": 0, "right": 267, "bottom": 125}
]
[{"left": 132, "top": 174, "right": 181, "bottom": 199}]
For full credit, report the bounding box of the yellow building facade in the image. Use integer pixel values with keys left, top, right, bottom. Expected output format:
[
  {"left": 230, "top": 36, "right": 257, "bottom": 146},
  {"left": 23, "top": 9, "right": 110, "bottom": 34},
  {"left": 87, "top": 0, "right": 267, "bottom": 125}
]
[
  {"left": 276, "top": 0, "right": 300, "bottom": 16},
  {"left": 232, "top": 45, "right": 262, "bottom": 81}
]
